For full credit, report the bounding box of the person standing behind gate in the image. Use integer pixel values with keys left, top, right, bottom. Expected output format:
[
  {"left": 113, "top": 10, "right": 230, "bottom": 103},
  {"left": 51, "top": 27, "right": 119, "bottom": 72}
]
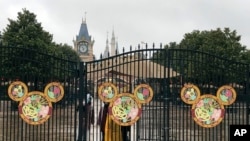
[
  {"left": 98, "top": 102, "right": 123, "bottom": 141},
  {"left": 77, "top": 91, "right": 94, "bottom": 141},
  {"left": 85, "top": 92, "right": 94, "bottom": 129}
]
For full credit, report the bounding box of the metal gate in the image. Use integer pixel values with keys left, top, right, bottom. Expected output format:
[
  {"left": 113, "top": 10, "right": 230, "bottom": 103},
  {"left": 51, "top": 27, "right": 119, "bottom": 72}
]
[
  {"left": 1, "top": 45, "right": 250, "bottom": 141},
  {"left": 84, "top": 47, "right": 250, "bottom": 141},
  {"left": 0, "top": 46, "right": 79, "bottom": 141}
]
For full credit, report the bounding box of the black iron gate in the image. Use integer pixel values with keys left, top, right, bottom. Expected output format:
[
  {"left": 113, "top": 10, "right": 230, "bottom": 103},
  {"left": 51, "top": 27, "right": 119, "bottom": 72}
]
[
  {"left": 1, "top": 45, "right": 250, "bottom": 141},
  {"left": 84, "top": 47, "right": 250, "bottom": 141},
  {"left": 0, "top": 46, "right": 79, "bottom": 141}
]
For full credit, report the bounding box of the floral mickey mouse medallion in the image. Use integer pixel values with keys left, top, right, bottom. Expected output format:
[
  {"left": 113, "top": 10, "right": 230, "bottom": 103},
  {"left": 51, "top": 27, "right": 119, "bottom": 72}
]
[
  {"left": 8, "top": 81, "right": 64, "bottom": 125},
  {"left": 98, "top": 82, "right": 153, "bottom": 126},
  {"left": 180, "top": 84, "right": 236, "bottom": 128}
]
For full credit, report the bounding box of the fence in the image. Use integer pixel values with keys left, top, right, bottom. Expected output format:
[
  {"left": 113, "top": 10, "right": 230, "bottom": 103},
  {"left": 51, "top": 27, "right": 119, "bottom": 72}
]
[{"left": 0, "top": 45, "right": 250, "bottom": 141}]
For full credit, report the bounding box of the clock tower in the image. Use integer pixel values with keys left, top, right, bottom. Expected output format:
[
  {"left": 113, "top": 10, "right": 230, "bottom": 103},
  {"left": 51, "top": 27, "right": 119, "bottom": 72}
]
[{"left": 73, "top": 17, "right": 94, "bottom": 62}]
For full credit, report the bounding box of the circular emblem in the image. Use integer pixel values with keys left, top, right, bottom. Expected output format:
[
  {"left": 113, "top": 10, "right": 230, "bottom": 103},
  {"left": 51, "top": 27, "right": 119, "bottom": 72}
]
[
  {"left": 216, "top": 85, "right": 236, "bottom": 105},
  {"left": 98, "top": 82, "right": 118, "bottom": 102},
  {"left": 44, "top": 82, "right": 64, "bottom": 102},
  {"left": 180, "top": 84, "right": 200, "bottom": 104},
  {"left": 19, "top": 91, "right": 52, "bottom": 125},
  {"left": 8, "top": 81, "right": 28, "bottom": 101},
  {"left": 192, "top": 95, "right": 224, "bottom": 128},
  {"left": 134, "top": 84, "right": 153, "bottom": 104},
  {"left": 109, "top": 93, "right": 142, "bottom": 126}
]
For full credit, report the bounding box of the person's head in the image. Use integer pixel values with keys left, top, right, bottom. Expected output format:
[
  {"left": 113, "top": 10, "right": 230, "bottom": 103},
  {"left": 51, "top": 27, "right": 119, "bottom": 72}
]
[
  {"left": 104, "top": 102, "right": 109, "bottom": 107},
  {"left": 87, "top": 93, "right": 92, "bottom": 105}
]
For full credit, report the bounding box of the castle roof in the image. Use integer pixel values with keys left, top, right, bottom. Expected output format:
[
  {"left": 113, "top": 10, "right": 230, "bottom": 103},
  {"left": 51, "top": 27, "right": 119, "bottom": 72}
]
[{"left": 77, "top": 20, "right": 90, "bottom": 41}]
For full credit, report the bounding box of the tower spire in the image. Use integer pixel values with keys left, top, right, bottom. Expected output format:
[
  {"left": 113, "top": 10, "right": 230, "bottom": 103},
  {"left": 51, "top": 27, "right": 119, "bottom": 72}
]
[
  {"left": 103, "top": 31, "right": 109, "bottom": 58},
  {"left": 112, "top": 26, "right": 115, "bottom": 37},
  {"left": 110, "top": 27, "right": 116, "bottom": 56},
  {"left": 85, "top": 11, "right": 87, "bottom": 23},
  {"left": 82, "top": 12, "right": 87, "bottom": 23}
]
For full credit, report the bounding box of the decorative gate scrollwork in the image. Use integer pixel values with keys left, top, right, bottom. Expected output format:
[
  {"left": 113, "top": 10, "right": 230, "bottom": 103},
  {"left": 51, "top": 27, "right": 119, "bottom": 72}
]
[
  {"left": 8, "top": 81, "right": 64, "bottom": 125},
  {"left": 180, "top": 84, "right": 237, "bottom": 128},
  {"left": 98, "top": 82, "right": 153, "bottom": 126}
]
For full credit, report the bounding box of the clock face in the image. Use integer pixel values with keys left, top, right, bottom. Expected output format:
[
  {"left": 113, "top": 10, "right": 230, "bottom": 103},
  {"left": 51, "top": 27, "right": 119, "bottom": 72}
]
[{"left": 79, "top": 43, "right": 88, "bottom": 53}]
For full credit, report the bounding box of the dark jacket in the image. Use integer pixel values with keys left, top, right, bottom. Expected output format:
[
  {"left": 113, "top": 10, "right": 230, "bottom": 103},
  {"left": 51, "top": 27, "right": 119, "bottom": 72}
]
[{"left": 97, "top": 104, "right": 109, "bottom": 132}]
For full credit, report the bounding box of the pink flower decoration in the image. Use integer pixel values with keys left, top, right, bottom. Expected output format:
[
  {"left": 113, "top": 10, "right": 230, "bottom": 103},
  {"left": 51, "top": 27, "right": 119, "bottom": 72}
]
[
  {"left": 128, "top": 108, "right": 138, "bottom": 119},
  {"left": 53, "top": 87, "right": 60, "bottom": 95},
  {"left": 36, "top": 97, "right": 41, "bottom": 102},
  {"left": 225, "top": 90, "right": 232, "bottom": 97},
  {"left": 24, "top": 97, "right": 31, "bottom": 105},
  {"left": 12, "top": 89, "right": 18, "bottom": 96},
  {"left": 142, "top": 88, "right": 149, "bottom": 96},
  {"left": 196, "top": 100, "right": 204, "bottom": 108},
  {"left": 39, "top": 105, "right": 49, "bottom": 118},
  {"left": 211, "top": 109, "right": 221, "bottom": 121},
  {"left": 102, "top": 92, "right": 107, "bottom": 97},
  {"left": 184, "top": 93, "right": 190, "bottom": 99},
  {"left": 208, "top": 100, "right": 213, "bottom": 105},
  {"left": 114, "top": 98, "right": 121, "bottom": 105}
]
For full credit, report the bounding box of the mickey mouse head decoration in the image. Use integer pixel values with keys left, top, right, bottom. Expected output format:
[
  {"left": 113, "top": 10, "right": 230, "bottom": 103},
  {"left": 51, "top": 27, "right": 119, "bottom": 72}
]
[
  {"left": 8, "top": 81, "right": 64, "bottom": 125},
  {"left": 180, "top": 84, "right": 236, "bottom": 128},
  {"left": 98, "top": 82, "right": 153, "bottom": 126}
]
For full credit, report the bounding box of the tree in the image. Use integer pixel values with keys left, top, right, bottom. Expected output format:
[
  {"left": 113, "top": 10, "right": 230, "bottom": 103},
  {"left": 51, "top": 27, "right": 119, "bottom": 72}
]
[
  {"left": 240, "top": 49, "right": 250, "bottom": 64},
  {"left": 2, "top": 8, "right": 53, "bottom": 52},
  {"left": 151, "top": 42, "right": 179, "bottom": 65},
  {"left": 152, "top": 28, "right": 249, "bottom": 86},
  {"left": 0, "top": 31, "right": 2, "bottom": 44},
  {"left": 179, "top": 28, "right": 247, "bottom": 61},
  {"left": 1, "top": 9, "right": 79, "bottom": 81},
  {"left": 55, "top": 43, "right": 81, "bottom": 62}
]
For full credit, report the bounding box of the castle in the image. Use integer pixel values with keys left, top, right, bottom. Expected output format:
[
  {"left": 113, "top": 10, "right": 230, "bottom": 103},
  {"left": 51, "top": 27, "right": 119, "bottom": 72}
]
[{"left": 73, "top": 18, "right": 119, "bottom": 62}]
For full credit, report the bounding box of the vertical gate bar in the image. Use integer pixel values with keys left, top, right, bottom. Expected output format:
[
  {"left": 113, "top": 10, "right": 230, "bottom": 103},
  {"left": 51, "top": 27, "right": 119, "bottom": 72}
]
[
  {"left": 3, "top": 100, "right": 6, "bottom": 141},
  {"left": 167, "top": 48, "right": 172, "bottom": 141},
  {"left": 62, "top": 61, "right": 65, "bottom": 141},
  {"left": 84, "top": 61, "right": 87, "bottom": 141},
  {"left": 74, "top": 64, "right": 79, "bottom": 141},
  {"left": 78, "top": 62, "right": 84, "bottom": 141},
  {"left": 56, "top": 59, "right": 60, "bottom": 141},
  {"left": 247, "top": 64, "right": 250, "bottom": 125},
  {"left": 84, "top": 61, "right": 89, "bottom": 141},
  {"left": 164, "top": 48, "right": 169, "bottom": 141}
]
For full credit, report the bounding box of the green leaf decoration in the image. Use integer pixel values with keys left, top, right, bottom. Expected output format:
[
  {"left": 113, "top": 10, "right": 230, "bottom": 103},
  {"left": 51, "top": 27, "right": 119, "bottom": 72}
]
[
  {"left": 34, "top": 117, "right": 39, "bottom": 122},
  {"left": 107, "top": 93, "right": 114, "bottom": 98},
  {"left": 121, "top": 97, "right": 127, "bottom": 102},
  {"left": 190, "top": 95, "right": 196, "bottom": 100},
  {"left": 137, "top": 92, "right": 144, "bottom": 100},
  {"left": 126, "top": 109, "right": 130, "bottom": 114},
  {"left": 17, "top": 92, "right": 24, "bottom": 97},
  {"left": 123, "top": 118, "right": 127, "bottom": 123},
  {"left": 220, "top": 94, "right": 228, "bottom": 102},
  {"left": 35, "top": 108, "right": 39, "bottom": 113},
  {"left": 127, "top": 106, "right": 131, "bottom": 110},
  {"left": 208, "top": 107, "right": 214, "bottom": 115},
  {"left": 203, "top": 98, "right": 210, "bottom": 103},
  {"left": 206, "top": 120, "right": 211, "bottom": 125},
  {"left": 31, "top": 95, "right": 37, "bottom": 101},
  {"left": 48, "top": 91, "right": 55, "bottom": 98}
]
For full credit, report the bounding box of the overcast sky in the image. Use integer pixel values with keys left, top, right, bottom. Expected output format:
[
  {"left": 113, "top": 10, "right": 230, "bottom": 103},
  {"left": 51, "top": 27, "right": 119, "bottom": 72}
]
[{"left": 1, "top": 0, "right": 250, "bottom": 58}]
